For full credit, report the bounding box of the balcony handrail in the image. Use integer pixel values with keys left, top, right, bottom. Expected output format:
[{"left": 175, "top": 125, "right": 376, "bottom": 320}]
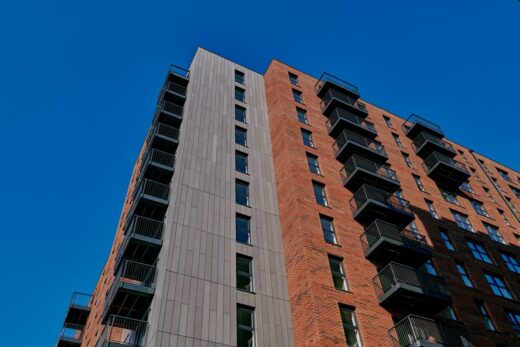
[
  {"left": 333, "top": 130, "right": 387, "bottom": 158},
  {"left": 98, "top": 315, "right": 148, "bottom": 347},
  {"left": 132, "top": 178, "right": 170, "bottom": 202},
  {"left": 125, "top": 215, "right": 164, "bottom": 240},
  {"left": 326, "top": 108, "right": 376, "bottom": 133},
  {"left": 320, "top": 89, "right": 367, "bottom": 114},
  {"left": 349, "top": 184, "right": 411, "bottom": 215},
  {"left": 388, "top": 315, "right": 445, "bottom": 347},
  {"left": 69, "top": 292, "right": 92, "bottom": 308},
  {"left": 360, "top": 219, "right": 426, "bottom": 251},
  {"left": 160, "top": 100, "right": 184, "bottom": 117},
  {"left": 315, "top": 72, "right": 359, "bottom": 95},
  {"left": 151, "top": 122, "right": 180, "bottom": 142},
  {"left": 412, "top": 131, "right": 455, "bottom": 153},
  {"left": 402, "top": 113, "right": 443, "bottom": 135},
  {"left": 423, "top": 151, "right": 469, "bottom": 174},
  {"left": 142, "top": 148, "right": 176, "bottom": 169},
  {"left": 169, "top": 64, "right": 190, "bottom": 79},
  {"left": 165, "top": 81, "right": 187, "bottom": 96},
  {"left": 341, "top": 155, "right": 398, "bottom": 184}
]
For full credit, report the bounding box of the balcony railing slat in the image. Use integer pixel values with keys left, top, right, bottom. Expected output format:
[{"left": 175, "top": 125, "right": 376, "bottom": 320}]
[
  {"left": 341, "top": 155, "right": 397, "bottom": 184},
  {"left": 350, "top": 185, "right": 412, "bottom": 215},
  {"left": 388, "top": 315, "right": 445, "bottom": 347},
  {"left": 320, "top": 89, "right": 367, "bottom": 114}
]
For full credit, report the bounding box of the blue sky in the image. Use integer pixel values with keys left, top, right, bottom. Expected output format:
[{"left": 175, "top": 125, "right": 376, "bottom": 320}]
[{"left": 0, "top": 0, "right": 518, "bottom": 345}]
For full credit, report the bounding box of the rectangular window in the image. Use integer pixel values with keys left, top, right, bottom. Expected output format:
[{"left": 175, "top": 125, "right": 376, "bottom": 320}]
[
  {"left": 401, "top": 152, "right": 414, "bottom": 168},
  {"left": 498, "top": 209, "right": 512, "bottom": 226},
  {"left": 236, "top": 214, "right": 251, "bottom": 245},
  {"left": 383, "top": 115, "right": 393, "bottom": 128},
  {"left": 409, "top": 221, "right": 420, "bottom": 235},
  {"left": 235, "top": 127, "right": 247, "bottom": 147},
  {"left": 296, "top": 108, "right": 308, "bottom": 124},
  {"left": 485, "top": 272, "right": 513, "bottom": 299},
  {"left": 439, "top": 229, "right": 455, "bottom": 251},
  {"left": 301, "top": 129, "right": 315, "bottom": 148},
  {"left": 236, "top": 180, "right": 250, "bottom": 206},
  {"left": 460, "top": 181, "right": 474, "bottom": 193},
  {"left": 339, "top": 306, "right": 363, "bottom": 347},
  {"left": 413, "top": 174, "right": 426, "bottom": 192},
  {"left": 235, "top": 151, "right": 248, "bottom": 174},
  {"left": 456, "top": 262, "right": 473, "bottom": 288},
  {"left": 476, "top": 301, "right": 496, "bottom": 331},
  {"left": 237, "top": 306, "right": 255, "bottom": 347},
  {"left": 470, "top": 199, "right": 489, "bottom": 217},
  {"left": 328, "top": 256, "right": 348, "bottom": 291},
  {"left": 441, "top": 189, "right": 459, "bottom": 205},
  {"left": 320, "top": 215, "right": 337, "bottom": 244},
  {"left": 235, "top": 105, "right": 246, "bottom": 123},
  {"left": 236, "top": 255, "right": 253, "bottom": 292},
  {"left": 235, "top": 70, "right": 245, "bottom": 84},
  {"left": 484, "top": 223, "right": 505, "bottom": 244},
  {"left": 292, "top": 89, "right": 304, "bottom": 104},
  {"left": 512, "top": 187, "right": 520, "bottom": 199},
  {"left": 505, "top": 311, "right": 520, "bottom": 337},
  {"left": 498, "top": 168, "right": 512, "bottom": 181},
  {"left": 426, "top": 200, "right": 440, "bottom": 219},
  {"left": 288, "top": 72, "right": 299, "bottom": 86},
  {"left": 452, "top": 211, "right": 474, "bottom": 232},
  {"left": 501, "top": 252, "right": 520, "bottom": 274},
  {"left": 423, "top": 259, "right": 438, "bottom": 275},
  {"left": 484, "top": 187, "right": 496, "bottom": 203},
  {"left": 313, "top": 182, "right": 328, "bottom": 206},
  {"left": 306, "top": 153, "right": 321, "bottom": 175},
  {"left": 467, "top": 240, "right": 493, "bottom": 264},
  {"left": 235, "top": 86, "right": 246, "bottom": 102},
  {"left": 443, "top": 306, "right": 458, "bottom": 321},
  {"left": 392, "top": 133, "right": 404, "bottom": 147}
]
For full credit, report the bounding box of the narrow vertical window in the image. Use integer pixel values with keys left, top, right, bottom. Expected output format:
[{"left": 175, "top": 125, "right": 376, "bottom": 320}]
[
  {"left": 328, "top": 256, "right": 348, "bottom": 291},
  {"left": 392, "top": 133, "right": 403, "bottom": 147},
  {"left": 235, "top": 105, "right": 246, "bottom": 123},
  {"left": 501, "top": 252, "right": 520, "bottom": 274},
  {"left": 476, "top": 301, "right": 496, "bottom": 331},
  {"left": 443, "top": 306, "right": 458, "bottom": 321},
  {"left": 306, "top": 153, "right": 321, "bottom": 175},
  {"left": 401, "top": 152, "right": 414, "bottom": 168},
  {"left": 237, "top": 306, "right": 255, "bottom": 347},
  {"left": 301, "top": 129, "right": 315, "bottom": 148},
  {"left": 484, "top": 223, "right": 505, "bottom": 244},
  {"left": 235, "top": 151, "right": 248, "bottom": 174},
  {"left": 498, "top": 209, "right": 512, "bottom": 226},
  {"left": 505, "top": 311, "right": 520, "bottom": 337},
  {"left": 236, "top": 255, "right": 254, "bottom": 292},
  {"left": 296, "top": 108, "right": 308, "bottom": 124},
  {"left": 497, "top": 168, "right": 512, "bottom": 181},
  {"left": 292, "top": 89, "right": 304, "bottom": 104},
  {"left": 235, "top": 86, "right": 246, "bottom": 102},
  {"left": 426, "top": 200, "right": 440, "bottom": 219},
  {"left": 460, "top": 181, "right": 474, "bottom": 193},
  {"left": 455, "top": 263, "right": 473, "bottom": 288},
  {"left": 483, "top": 187, "right": 495, "bottom": 202},
  {"left": 320, "top": 215, "right": 337, "bottom": 244},
  {"left": 288, "top": 72, "right": 299, "bottom": 86},
  {"left": 235, "top": 70, "right": 245, "bottom": 84},
  {"left": 383, "top": 115, "right": 393, "bottom": 128},
  {"left": 235, "top": 180, "right": 250, "bottom": 206},
  {"left": 439, "top": 229, "right": 455, "bottom": 251},
  {"left": 423, "top": 259, "right": 438, "bottom": 275},
  {"left": 339, "top": 306, "right": 363, "bottom": 347},
  {"left": 236, "top": 214, "right": 251, "bottom": 245},
  {"left": 413, "top": 174, "right": 426, "bottom": 192},
  {"left": 313, "top": 182, "right": 328, "bottom": 206},
  {"left": 441, "top": 189, "right": 459, "bottom": 205},
  {"left": 235, "top": 127, "right": 247, "bottom": 146}
]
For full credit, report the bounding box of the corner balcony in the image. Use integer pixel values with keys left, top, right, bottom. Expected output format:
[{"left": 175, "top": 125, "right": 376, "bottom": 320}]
[
  {"left": 373, "top": 262, "right": 451, "bottom": 316},
  {"left": 103, "top": 261, "right": 156, "bottom": 322},
  {"left": 360, "top": 220, "right": 431, "bottom": 267},
  {"left": 333, "top": 130, "right": 388, "bottom": 163},
  {"left": 148, "top": 123, "right": 179, "bottom": 154},
  {"left": 139, "top": 148, "right": 175, "bottom": 185},
  {"left": 326, "top": 107, "right": 377, "bottom": 139},
  {"left": 422, "top": 152, "right": 470, "bottom": 188},
  {"left": 315, "top": 72, "right": 360, "bottom": 99},
  {"left": 129, "top": 179, "right": 170, "bottom": 222},
  {"left": 402, "top": 113, "right": 444, "bottom": 139},
  {"left": 350, "top": 185, "right": 415, "bottom": 227},
  {"left": 97, "top": 315, "right": 147, "bottom": 347},
  {"left": 341, "top": 155, "right": 400, "bottom": 193},
  {"left": 63, "top": 292, "right": 92, "bottom": 327},
  {"left": 116, "top": 216, "right": 164, "bottom": 266},
  {"left": 412, "top": 131, "right": 457, "bottom": 159},
  {"left": 388, "top": 315, "right": 446, "bottom": 347},
  {"left": 156, "top": 100, "right": 183, "bottom": 128},
  {"left": 320, "top": 89, "right": 368, "bottom": 117}
]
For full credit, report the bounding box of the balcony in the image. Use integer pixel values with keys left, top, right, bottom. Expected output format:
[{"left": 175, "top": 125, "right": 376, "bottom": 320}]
[
  {"left": 422, "top": 152, "right": 470, "bottom": 188},
  {"left": 326, "top": 107, "right": 377, "bottom": 139},
  {"left": 373, "top": 262, "right": 451, "bottom": 316},
  {"left": 139, "top": 149, "right": 175, "bottom": 185},
  {"left": 155, "top": 100, "right": 183, "bottom": 128},
  {"left": 116, "top": 216, "right": 164, "bottom": 267},
  {"left": 388, "top": 315, "right": 445, "bottom": 347},
  {"left": 128, "top": 179, "right": 170, "bottom": 222},
  {"left": 97, "top": 315, "right": 147, "bottom": 347},
  {"left": 57, "top": 325, "right": 84, "bottom": 347},
  {"left": 162, "top": 80, "right": 187, "bottom": 106},
  {"left": 402, "top": 113, "right": 444, "bottom": 139},
  {"left": 315, "top": 72, "right": 360, "bottom": 99},
  {"left": 63, "top": 292, "right": 91, "bottom": 327},
  {"left": 169, "top": 64, "right": 190, "bottom": 81},
  {"left": 350, "top": 184, "right": 415, "bottom": 227},
  {"left": 341, "top": 155, "right": 400, "bottom": 193},
  {"left": 333, "top": 130, "right": 388, "bottom": 163},
  {"left": 412, "top": 131, "right": 457, "bottom": 159},
  {"left": 148, "top": 123, "right": 179, "bottom": 154},
  {"left": 103, "top": 261, "right": 156, "bottom": 321},
  {"left": 320, "top": 89, "right": 368, "bottom": 117},
  {"left": 360, "top": 220, "right": 431, "bottom": 267}
]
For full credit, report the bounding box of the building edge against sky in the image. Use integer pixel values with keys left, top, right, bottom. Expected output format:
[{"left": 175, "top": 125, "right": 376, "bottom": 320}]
[{"left": 56, "top": 47, "right": 520, "bottom": 347}]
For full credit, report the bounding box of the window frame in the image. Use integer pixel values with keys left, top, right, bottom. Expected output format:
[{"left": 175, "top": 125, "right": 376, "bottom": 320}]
[
  {"left": 234, "top": 70, "right": 245, "bottom": 85},
  {"left": 501, "top": 252, "right": 520, "bottom": 274},
  {"left": 320, "top": 215, "right": 338, "bottom": 245},
  {"left": 306, "top": 153, "right": 321, "bottom": 175},
  {"left": 235, "top": 151, "right": 249, "bottom": 174},
  {"left": 339, "top": 305, "right": 363, "bottom": 347},
  {"left": 237, "top": 305, "right": 255, "bottom": 347},
  {"left": 301, "top": 129, "right": 315, "bottom": 148},
  {"left": 236, "top": 254, "right": 254, "bottom": 292},
  {"left": 467, "top": 240, "right": 493, "bottom": 264},
  {"left": 296, "top": 107, "right": 309, "bottom": 125},
  {"left": 236, "top": 214, "right": 251, "bottom": 245},
  {"left": 235, "top": 105, "right": 247, "bottom": 123},
  {"left": 235, "top": 179, "right": 250, "bottom": 207},
  {"left": 235, "top": 86, "right": 246, "bottom": 102},
  {"left": 313, "top": 181, "right": 328, "bottom": 207},
  {"left": 235, "top": 126, "right": 248, "bottom": 147},
  {"left": 455, "top": 262, "right": 474, "bottom": 288},
  {"left": 288, "top": 72, "right": 299, "bottom": 86},
  {"left": 439, "top": 229, "right": 455, "bottom": 251},
  {"left": 292, "top": 89, "right": 304, "bottom": 104},
  {"left": 484, "top": 272, "right": 513, "bottom": 300},
  {"left": 328, "top": 255, "right": 348, "bottom": 291},
  {"left": 476, "top": 301, "right": 496, "bottom": 331}
]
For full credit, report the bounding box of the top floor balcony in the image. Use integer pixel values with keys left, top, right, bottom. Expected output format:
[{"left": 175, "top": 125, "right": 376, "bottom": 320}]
[
  {"left": 320, "top": 88, "right": 368, "bottom": 117},
  {"left": 168, "top": 64, "right": 190, "bottom": 82},
  {"left": 402, "top": 113, "right": 444, "bottom": 139},
  {"left": 315, "top": 72, "right": 360, "bottom": 99}
]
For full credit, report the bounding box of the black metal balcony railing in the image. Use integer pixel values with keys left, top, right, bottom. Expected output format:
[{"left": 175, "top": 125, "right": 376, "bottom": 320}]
[
  {"left": 350, "top": 185, "right": 412, "bottom": 215},
  {"left": 64, "top": 292, "right": 92, "bottom": 327},
  {"left": 423, "top": 151, "right": 468, "bottom": 172},
  {"left": 315, "top": 72, "right": 360, "bottom": 97},
  {"left": 161, "top": 100, "right": 184, "bottom": 118},
  {"left": 333, "top": 130, "right": 387, "bottom": 159},
  {"left": 97, "top": 315, "right": 147, "bottom": 347},
  {"left": 151, "top": 123, "right": 180, "bottom": 142},
  {"left": 341, "top": 155, "right": 398, "bottom": 186},
  {"left": 388, "top": 315, "right": 445, "bottom": 347},
  {"left": 326, "top": 107, "right": 377, "bottom": 137},
  {"left": 320, "top": 89, "right": 368, "bottom": 115},
  {"left": 142, "top": 149, "right": 176, "bottom": 170},
  {"left": 169, "top": 64, "right": 190, "bottom": 79},
  {"left": 165, "top": 81, "right": 187, "bottom": 97},
  {"left": 360, "top": 219, "right": 426, "bottom": 252},
  {"left": 402, "top": 113, "right": 444, "bottom": 139},
  {"left": 58, "top": 325, "right": 84, "bottom": 345},
  {"left": 132, "top": 179, "right": 170, "bottom": 203},
  {"left": 412, "top": 131, "right": 456, "bottom": 157},
  {"left": 125, "top": 215, "right": 164, "bottom": 240}
]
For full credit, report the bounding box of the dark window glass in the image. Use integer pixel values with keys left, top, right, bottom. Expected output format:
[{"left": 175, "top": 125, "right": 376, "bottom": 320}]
[
  {"left": 306, "top": 153, "right": 321, "bottom": 174},
  {"left": 402, "top": 152, "right": 414, "bottom": 168},
  {"left": 506, "top": 311, "right": 520, "bottom": 337},
  {"left": 484, "top": 223, "right": 505, "bottom": 244},
  {"left": 441, "top": 189, "right": 459, "bottom": 205},
  {"left": 413, "top": 174, "right": 426, "bottom": 192},
  {"left": 301, "top": 129, "right": 314, "bottom": 148},
  {"left": 439, "top": 229, "right": 455, "bottom": 251},
  {"left": 423, "top": 259, "right": 438, "bottom": 275},
  {"left": 236, "top": 151, "right": 248, "bottom": 174},
  {"left": 237, "top": 306, "right": 255, "bottom": 347},
  {"left": 383, "top": 116, "right": 393, "bottom": 128},
  {"left": 339, "top": 306, "right": 362, "bottom": 347},
  {"left": 235, "top": 127, "right": 247, "bottom": 146},
  {"left": 235, "top": 87, "right": 246, "bottom": 102},
  {"left": 288, "top": 72, "right": 299, "bottom": 86},
  {"left": 313, "top": 182, "right": 328, "bottom": 206},
  {"left": 329, "top": 256, "right": 348, "bottom": 291},
  {"left": 236, "top": 214, "right": 251, "bottom": 244},
  {"left": 460, "top": 181, "right": 474, "bottom": 193},
  {"left": 235, "top": 105, "right": 246, "bottom": 123},
  {"left": 292, "top": 89, "right": 303, "bottom": 103},
  {"left": 392, "top": 133, "right": 403, "bottom": 147},
  {"left": 296, "top": 108, "right": 308, "bottom": 124},
  {"left": 501, "top": 252, "right": 520, "bottom": 274},
  {"left": 470, "top": 199, "right": 489, "bottom": 217},
  {"left": 236, "top": 180, "right": 250, "bottom": 206},
  {"left": 476, "top": 301, "right": 496, "bottom": 331},
  {"left": 320, "top": 215, "right": 337, "bottom": 244},
  {"left": 236, "top": 255, "right": 253, "bottom": 292},
  {"left": 456, "top": 263, "right": 473, "bottom": 288},
  {"left": 426, "top": 200, "right": 440, "bottom": 219},
  {"left": 235, "top": 70, "right": 245, "bottom": 84}
]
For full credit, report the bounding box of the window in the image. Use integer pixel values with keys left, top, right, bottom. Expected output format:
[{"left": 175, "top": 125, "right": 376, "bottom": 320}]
[
  {"left": 288, "top": 72, "right": 299, "bottom": 86},
  {"left": 296, "top": 108, "right": 308, "bottom": 124},
  {"left": 236, "top": 255, "right": 253, "bottom": 292},
  {"left": 236, "top": 214, "right": 251, "bottom": 245},
  {"left": 497, "top": 168, "right": 511, "bottom": 182},
  {"left": 470, "top": 199, "right": 489, "bottom": 217},
  {"left": 235, "top": 87, "right": 245, "bottom": 102},
  {"left": 426, "top": 200, "right": 440, "bottom": 219},
  {"left": 320, "top": 215, "right": 337, "bottom": 244},
  {"left": 512, "top": 187, "right": 520, "bottom": 199},
  {"left": 506, "top": 197, "right": 518, "bottom": 213},
  {"left": 301, "top": 129, "right": 315, "bottom": 148},
  {"left": 501, "top": 252, "right": 520, "bottom": 274},
  {"left": 235, "top": 105, "right": 246, "bottom": 123},
  {"left": 456, "top": 263, "right": 473, "bottom": 288},
  {"left": 460, "top": 181, "right": 474, "bottom": 193},
  {"left": 476, "top": 301, "right": 496, "bottom": 331},
  {"left": 452, "top": 211, "right": 474, "bottom": 232},
  {"left": 485, "top": 272, "right": 513, "bottom": 299},
  {"left": 467, "top": 240, "right": 493, "bottom": 264},
  {"left": 328, "top": 256, "right": 348, "bottom": 291},
  {"left": 383, "top": 115, "right": 393, "bottom": 128},
  {"left": 505, "top": 311, "right": 520, "bottom": 337},
  {"left": 401, "top": 152, "right": 414, "bottom": 168},
  {"left": 458, "top": 150, "right": 469, "bottom": 163},
  {"left": 492, "top": 178, "right": 504, "bottom": 192},
  {"left": 439, "top": 229, "right": 455, "bottom": 251},
  {"left": 313, "top": 182, "right": 328, "bottom": 206},
  {"left": 395, "top": 189, "right": 408, "bottom": 207},
  {"left": 515, "top": 234, "right": 520, "bottom": 245},
  {"left": 423, "top": 259, "right": 438, "bottom": 275},
  {"left": 483, "top": 187, "right": 496, "bottom": 203},
  {"left": 471, "top": 168, "right": 482, "bottom": 182},
  {"left": 409, "top": 221, "right": 420, "bottom": 235},
  {"left": 236, "top": 180, "right": 250, "bottom": 206},
  {"left": 306, "top": 153, "right": 321, "bottom": 175},
  {"left": 498, "top": 209, "right": 511, "bottom": 226},
  {"left": 392, "top": 133, "right": 404, "bottom": 147},
  {"left": 484, "top": 223, "right": 505, "bottom": 244},
  {"left": 413, "top": 175, "right": 426, "bottom": 192},
  {"left": 235, "top": 127, "right": 247, "bottom": 146},
  {"left": 234, "top": 70, "right": 245, "bottom": 84},
  {"left": 292, "top": 89, "right": 303, "bottom": 104},
  {"left": 237, "top": 306, "right": 255, "bottom": 347},
  {"left": 441, "top": 189, "right": 459, "bottom": 205},
  {"left": 235, "top": 151, "right": 248, "bottom": 174},
  {"left": 443, "top": 306, "right": 458, "bottom": 321},
  {"left": 339, "top": 306, "right": 363, "bottom": 347}
]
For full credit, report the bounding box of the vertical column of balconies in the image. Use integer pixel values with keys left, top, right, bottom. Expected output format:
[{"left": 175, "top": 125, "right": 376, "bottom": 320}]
[
  {"left": 56, "top": 292, "right": 92, "bottom": 347},
  {"left": 316, "top": 74, "right": 450, "bottom": 347}
]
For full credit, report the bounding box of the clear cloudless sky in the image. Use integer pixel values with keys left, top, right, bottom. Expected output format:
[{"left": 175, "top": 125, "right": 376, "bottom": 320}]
[{"left": 0, "top": 0, "right": 519, "bottom": 345}]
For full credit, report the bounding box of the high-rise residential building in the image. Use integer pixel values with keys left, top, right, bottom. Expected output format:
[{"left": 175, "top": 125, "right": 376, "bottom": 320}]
[{"left": 56, "top": 48, "right": 520, "bottom": 347}]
